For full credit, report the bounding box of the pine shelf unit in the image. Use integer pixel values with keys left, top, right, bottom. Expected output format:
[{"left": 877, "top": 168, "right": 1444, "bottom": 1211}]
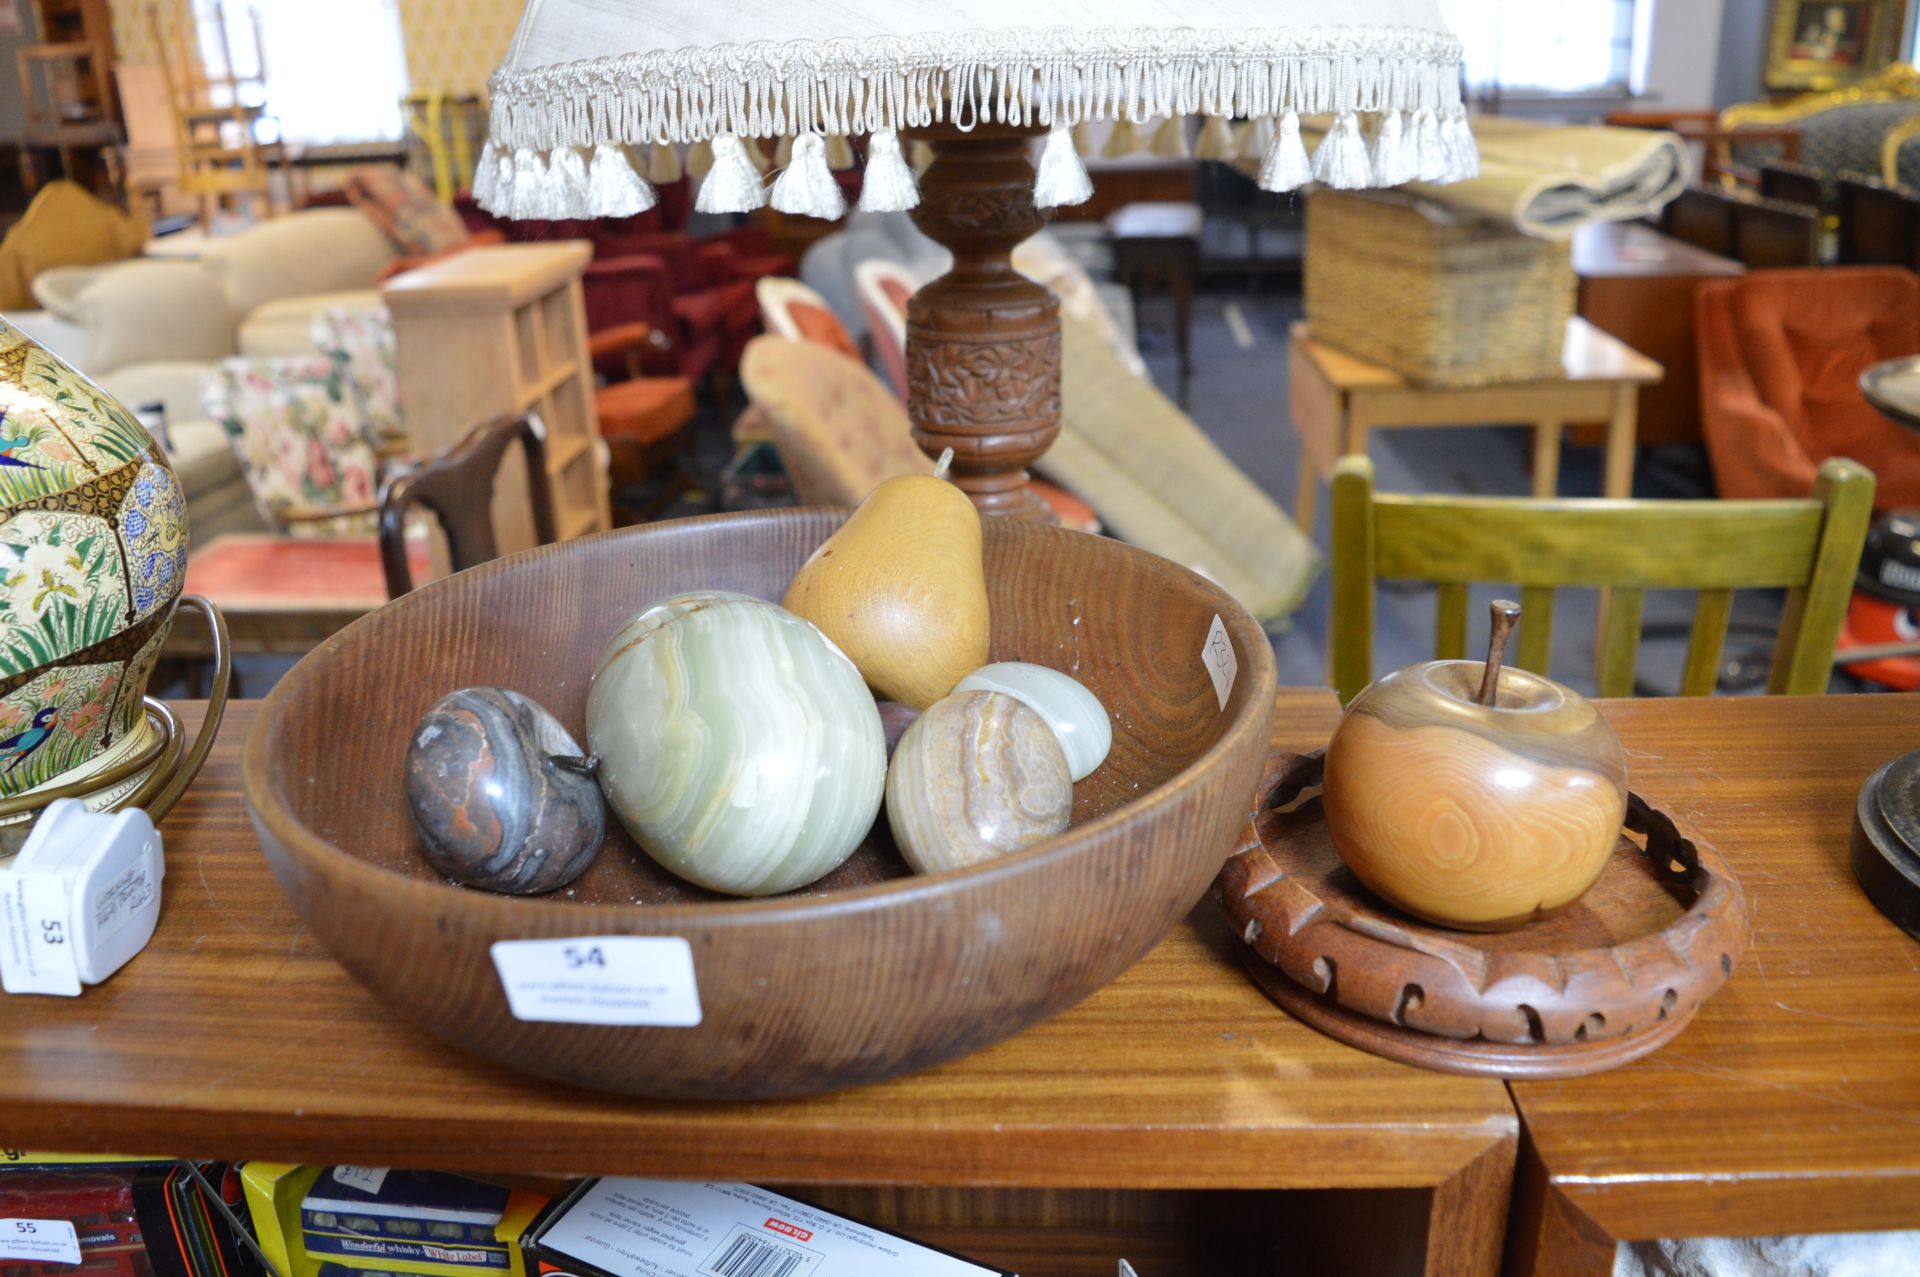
[{"left": 382, "top": 242, "right": 610, "bottom": 552}]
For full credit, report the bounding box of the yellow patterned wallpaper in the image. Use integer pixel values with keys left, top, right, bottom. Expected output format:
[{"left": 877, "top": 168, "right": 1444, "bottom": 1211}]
[
  {"left": 106, "top": 0, "right": 516, "bottom": 96},
  {"left": 393, "top": 0, "right": 518, "bottom": 95}
]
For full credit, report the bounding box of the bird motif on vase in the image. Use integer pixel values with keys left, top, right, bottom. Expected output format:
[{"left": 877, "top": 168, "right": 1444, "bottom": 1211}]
[
  {"left": 0, "top": 411, "right": 42, "bottom": 470},
  {"left": 0, "top": 705, "right": 58, "bottom": 773}
]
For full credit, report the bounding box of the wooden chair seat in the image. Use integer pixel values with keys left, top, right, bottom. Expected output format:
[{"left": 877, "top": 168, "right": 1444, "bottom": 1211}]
[
  {"left": 1329, "top": 454, "right": 1875, "bottom": 703},
  {"left": 596, "top": 375, "right": 697, "bottom": 448}
]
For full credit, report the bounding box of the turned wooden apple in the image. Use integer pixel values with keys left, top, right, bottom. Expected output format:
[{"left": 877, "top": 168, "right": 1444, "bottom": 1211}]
[{"left": 1321, "top": 601, "right": 1629, "bottom": 932}]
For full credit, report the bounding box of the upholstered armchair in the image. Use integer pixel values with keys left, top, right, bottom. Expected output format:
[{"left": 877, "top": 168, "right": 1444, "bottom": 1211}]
[{"left": 1696, "top": 266, "right": 1920, "bottom": 509}]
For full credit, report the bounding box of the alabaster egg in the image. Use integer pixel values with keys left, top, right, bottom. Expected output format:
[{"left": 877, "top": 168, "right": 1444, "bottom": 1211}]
[
  {"left": 1322, "top": 661, "right": 1629, "bottom": 932},
  {"left": 405, "top": 687, "right": 604, "bottom": 894},
  {"left": 587, "top": 591, "right": 886, "bottom": 896},
  {"left": 954, "top": 661, "right": 1111, "bottom": 781},
  {"left": 886, "top": 690, "right": 1072, "bottom": 875}
]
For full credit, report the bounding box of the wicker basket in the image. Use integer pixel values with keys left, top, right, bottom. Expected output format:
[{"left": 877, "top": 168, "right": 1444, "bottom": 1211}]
[{"left": 1304, "top": 190, "right": 1575, "bottom": 388}]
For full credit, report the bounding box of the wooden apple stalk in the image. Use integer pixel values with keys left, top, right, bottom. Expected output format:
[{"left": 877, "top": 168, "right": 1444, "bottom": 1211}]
[{"left": 1322, "top": 600, "right": 1630, "bottom": 932}]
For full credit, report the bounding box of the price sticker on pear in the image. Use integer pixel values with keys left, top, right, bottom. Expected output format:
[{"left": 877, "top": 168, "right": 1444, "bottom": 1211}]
[{"left": 491, "top": 936, "right": 701, "bottom": 1026}]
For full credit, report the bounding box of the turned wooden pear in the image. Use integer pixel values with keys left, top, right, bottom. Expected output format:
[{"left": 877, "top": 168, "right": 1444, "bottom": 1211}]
[{"left": 784, "top": 454, "right": 990, "bottom": 710}]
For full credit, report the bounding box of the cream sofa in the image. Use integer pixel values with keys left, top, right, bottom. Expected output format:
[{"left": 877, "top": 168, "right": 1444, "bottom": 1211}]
[{"left": 5, "top": 209, "right": 401, "bottom": 544}]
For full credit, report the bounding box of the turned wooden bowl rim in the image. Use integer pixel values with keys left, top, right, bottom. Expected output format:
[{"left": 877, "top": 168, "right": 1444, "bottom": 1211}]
[{"left": 244, "top": 508, "right": 1279, "bottom": 922}]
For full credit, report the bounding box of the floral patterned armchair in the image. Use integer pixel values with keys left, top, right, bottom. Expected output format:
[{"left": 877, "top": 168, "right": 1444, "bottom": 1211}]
[{"left": 198, "top": 308, "right": 406, "bottom": 538}]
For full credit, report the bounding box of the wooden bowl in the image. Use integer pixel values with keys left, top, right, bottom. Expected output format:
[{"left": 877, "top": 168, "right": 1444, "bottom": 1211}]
[{"left": 243, "top": 510, "right": 1277, "bottom": 1099}]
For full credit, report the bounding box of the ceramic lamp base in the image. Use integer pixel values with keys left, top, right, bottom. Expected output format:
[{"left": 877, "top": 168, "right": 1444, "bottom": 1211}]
[{"left": 0, "top": 596, "right": 231, "bottom": 858}]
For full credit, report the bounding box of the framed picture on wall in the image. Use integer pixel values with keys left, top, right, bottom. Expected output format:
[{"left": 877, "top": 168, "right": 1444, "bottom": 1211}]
[{"left": 1766, "top": 0, "right": 1906, "bottom": 92}]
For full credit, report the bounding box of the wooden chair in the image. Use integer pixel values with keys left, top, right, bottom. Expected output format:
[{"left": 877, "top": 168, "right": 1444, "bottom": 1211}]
[
  {"left": 1836, "top": 174, "right": 1920, "bottom": 267},
  {"left": 1328, "top": 454, "right": 1875, "bottom": 704},
  {"left": 587, "top": 321, "right": 701, "bottom": 523},
  {"left": 1729, "top": 192, "right": 1821, "bottom": 268},
  {"left": 377, "top": 412, "right": 556, "bottom": 598},
  {"left": 1660, "top": 186, "right": 1735, "bottom": 257},
  {"left": 16, "top": 42, "right": 122, "bottom": 199},
  {"left": 853, "top": 257, "right": 918, "bottom": 401},
  {"left": 1758, "top": 159, "right": 1825, "bottom": 211},
  {"left": 147, "top": 1, "right": 289, "bottom": 224}
]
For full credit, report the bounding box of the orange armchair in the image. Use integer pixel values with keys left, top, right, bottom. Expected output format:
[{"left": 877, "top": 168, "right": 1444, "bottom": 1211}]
[{"left": 1698, "top": 267, "right": 1920, "bottom": 509}]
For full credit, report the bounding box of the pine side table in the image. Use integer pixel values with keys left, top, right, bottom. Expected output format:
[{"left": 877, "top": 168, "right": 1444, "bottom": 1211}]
[{"left": 1288, "top": 317, "right": 1662, "bottom": 531}]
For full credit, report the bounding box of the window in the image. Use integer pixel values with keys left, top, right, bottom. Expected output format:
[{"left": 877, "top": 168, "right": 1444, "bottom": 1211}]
[
  {"left": 197, "top": 0, "right": 410, "bottom": 144},
  {"left": 1439, "top": 0, "right": 1641, "bottom": 99}
]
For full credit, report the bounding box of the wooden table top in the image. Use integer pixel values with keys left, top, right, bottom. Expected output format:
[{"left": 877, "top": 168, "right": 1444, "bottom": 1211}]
[
  {"left": 1513, "top": 693, "right": 1920, "bottom": 1240},
  {"left": 1571, "top": 220, "right": 1746, "bottom": 281},
  {"left": 1294, "top": 317, "right": 1664, "bottom": 390},
  {"left": 0, "top": 692, "right": 1514, "bottom": 1190}
]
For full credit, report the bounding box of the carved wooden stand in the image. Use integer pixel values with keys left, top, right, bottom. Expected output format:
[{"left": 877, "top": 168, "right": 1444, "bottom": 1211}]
[{"left": 907, "top": 121, "right": 1059, "bottom": 522}]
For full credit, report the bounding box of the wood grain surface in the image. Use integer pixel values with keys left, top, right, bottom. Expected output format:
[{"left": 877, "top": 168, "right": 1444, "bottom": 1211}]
[
  {"left": 0, "top": 692, "right": 1517, "bottom": 1224},
  {"left": 1506, "top": 693, "right": 1920, "bottom": 1274}
]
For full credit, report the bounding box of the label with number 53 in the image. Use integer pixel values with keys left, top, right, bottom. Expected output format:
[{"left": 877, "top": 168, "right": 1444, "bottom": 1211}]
[
  {"left": 490, "top": 936, "right": 701, "bottom": 1026},
  {"left": 0, "top": 874, "right": 81, "bottom": 997}
]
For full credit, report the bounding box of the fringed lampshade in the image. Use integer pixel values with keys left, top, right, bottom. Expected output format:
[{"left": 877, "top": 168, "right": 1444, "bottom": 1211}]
[{"left": 481, "top": 1, "right": 1477, "bottom": 517}]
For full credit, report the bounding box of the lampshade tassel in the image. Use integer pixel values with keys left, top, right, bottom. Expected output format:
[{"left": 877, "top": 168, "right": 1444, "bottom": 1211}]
[
  {"left": 695, "top": 133, "right": 768, "bottom": 213},
  {"left": 1148, "top": 117, "right": 1189, "bottom": 159},
  {"left": 508, "top": 149, "right": 549, "bottom": 220},
  {"left": 471, "top": 140, "right": 499, "bottom": 209},
  {"left": 1240, "top": 115, "right": 1278, "bottom": 162},
  {"left": 1194, "top": 114, "right": 1236, "bottom": 162},
  {"left": 1442, "top": 106, "right": 1481, "bottom": 181},
  {"left": 649, "top": 141, "right": 683, "bottom": 185},
  {"left": 1412, "top": 107, "right": 1446, "bottom": 182},
  {"left": 687, "top": 139, "right": 714, "bottom": 180},
  {"left": 547, "top": 145, "right": 591, "bottom": 218},
  {"left": 770, "top": 133, "right": 846, "bottom": 219},
  {"left": 1369, "top": 109, "right": 1413, "bottom": 187},
  {"left": 1256, "top": 112, "right": 1313, "bottom": 193},
  {"left": 1034, "top": 124, "right": 1093, "bottom": 208},
  {"left": 588, "top": 143, "right": 656, "bottom": 217},
  {"left": 857, "top": 128, "right": 920, "bottom": 212},
  {"left": 1311, "top": 112, "right": 1372, "bottom": 190}
]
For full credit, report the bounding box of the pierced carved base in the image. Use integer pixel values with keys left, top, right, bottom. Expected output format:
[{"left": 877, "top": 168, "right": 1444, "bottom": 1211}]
[{"left": 907, "top": 121, "right": 1059, "bottom": 522}]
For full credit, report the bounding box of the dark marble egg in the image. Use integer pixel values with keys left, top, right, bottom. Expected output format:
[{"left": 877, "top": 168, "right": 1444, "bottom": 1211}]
[{"left": 404, "top": 687, "right": 605, "bottom": 894}]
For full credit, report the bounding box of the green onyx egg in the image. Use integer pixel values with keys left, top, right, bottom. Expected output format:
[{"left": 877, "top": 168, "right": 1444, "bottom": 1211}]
[{"left": 586, "top": 590, "right": 886, "bottom": 896}]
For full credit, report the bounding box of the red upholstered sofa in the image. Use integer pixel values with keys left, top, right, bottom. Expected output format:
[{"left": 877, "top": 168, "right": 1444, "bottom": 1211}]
[{"left": 1697, "top": 266, "right": 1920, "bottom": 509}]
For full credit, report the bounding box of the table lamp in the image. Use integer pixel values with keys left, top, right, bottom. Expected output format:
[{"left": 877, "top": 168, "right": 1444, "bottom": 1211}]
[{"left": 479, "top": 2, "right": 1476, "bottom": 518}]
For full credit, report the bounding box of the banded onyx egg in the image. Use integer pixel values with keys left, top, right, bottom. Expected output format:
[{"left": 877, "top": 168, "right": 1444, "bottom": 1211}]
[
  {"left": 587, "top": 591, "right": 886, "bottom": 896},
  {"left": 886, "top": 690, "right": 1073, "bottom": 875}
]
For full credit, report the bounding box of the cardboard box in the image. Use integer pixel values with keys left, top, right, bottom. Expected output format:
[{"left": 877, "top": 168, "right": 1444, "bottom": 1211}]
[{"left": 524, "top": 1178, "right": 1012, "bottom": 1277}]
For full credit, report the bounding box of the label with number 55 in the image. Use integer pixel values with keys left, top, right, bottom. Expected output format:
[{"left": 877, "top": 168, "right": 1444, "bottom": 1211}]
[{"left": 0, "top": 1218, "right": 82, "bottom": 1264}]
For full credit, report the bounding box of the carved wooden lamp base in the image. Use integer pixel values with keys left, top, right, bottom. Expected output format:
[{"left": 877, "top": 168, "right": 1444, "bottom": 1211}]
[{"left": 906, "top": 121, "right": 1060, "bottom": 522}]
